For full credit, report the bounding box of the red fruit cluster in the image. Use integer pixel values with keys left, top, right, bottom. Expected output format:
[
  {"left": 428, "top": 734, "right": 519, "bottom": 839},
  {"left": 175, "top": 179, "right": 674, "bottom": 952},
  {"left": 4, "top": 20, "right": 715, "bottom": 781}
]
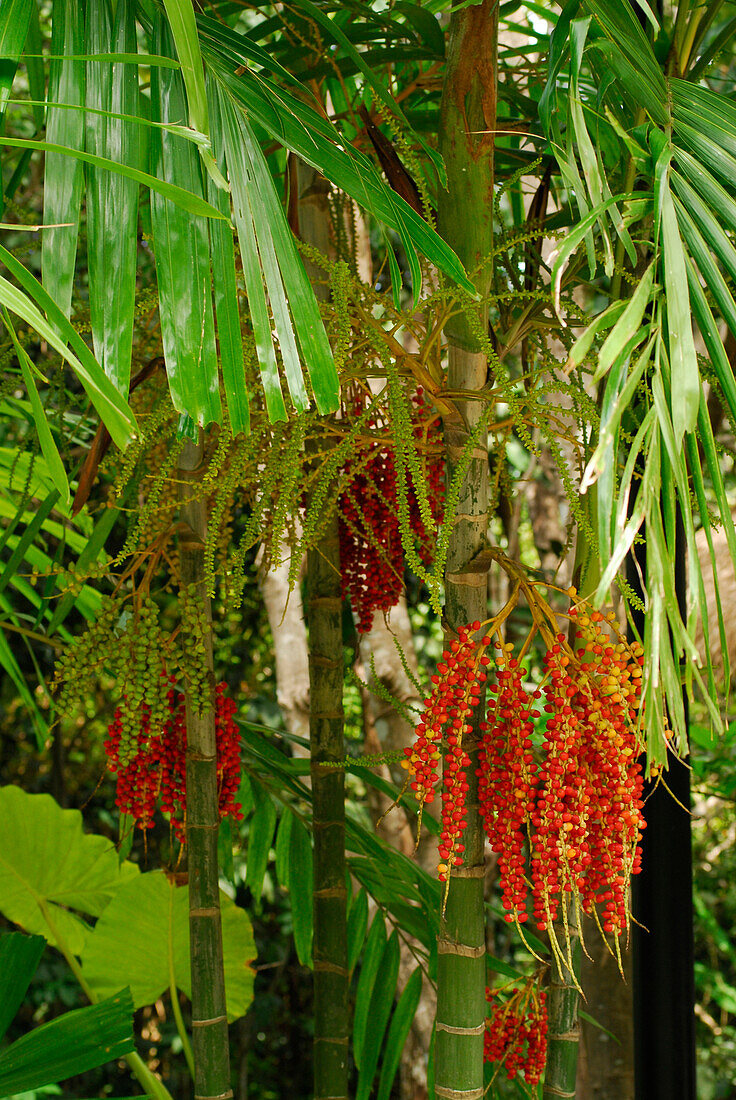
[
  {"left": 338, "top": 392, "right": 444, "bottom": 633},
  {"left": 402, "top": 622, "right": 491, "bottom": 881},
  {"left": 478, "top": 655, "right": 538, "bottom": 924},
  {"left": 104, "top": 680, "right": 243, "bottom": 843},
  {"left": 339, "top": 433, "right": 405, "bottom": 634},
  {"left": 405, "top": 609, "right": 646, "bottom": 936},
  {"left": 484, "top": 983, "right": 548, "bottom": 1086}
]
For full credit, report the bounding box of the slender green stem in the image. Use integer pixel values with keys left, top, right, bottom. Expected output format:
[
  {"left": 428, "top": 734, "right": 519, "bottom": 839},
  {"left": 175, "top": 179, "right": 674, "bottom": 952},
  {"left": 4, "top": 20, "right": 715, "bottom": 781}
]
[
  {"left": 436, "top": 4, "right": 497, "bottom": 1097},
  {"left": 543, "top": 905, "right": 581, "bottom": 1100},
  {"left": 37, "top": 899, "right": 175, "bottom": 1100},
  {"left": 178, "top": 435, "right": 232, "bottom": 1100}
]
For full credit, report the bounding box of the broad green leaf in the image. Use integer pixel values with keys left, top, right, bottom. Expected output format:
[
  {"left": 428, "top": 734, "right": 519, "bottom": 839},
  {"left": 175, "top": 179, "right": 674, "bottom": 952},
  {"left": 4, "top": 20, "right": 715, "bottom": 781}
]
[
  {"left": 240, "top": 115, "right": 339, "bottom": 413},
  {"left": 202, "top": 56, "right": 474, "bottom": 295},
  {"left": 674, "top": 147, "right": 736, "bottom": 239},
  {"left": 0, "top": 933, "right": 45, "bottom": 1041},
  {"left": 0, "top": 989, "right": 134, "bottom": 1096},
  {"left": 596, "top": 260, "right": 655, "bottom": 381},
  {"left": 353, "top": 913, "right": 387, "bottom": 1071},
  {"left": 81, "top": 870, "right": 255, "bottom": 1023},
  {"left": 85, "top": 0, "right": 140, "bottom": 396},
  {"left": 244, "top": 778, "right": 277, "bottom": 905},
  {"left": 206, "top": 81, "right": 249, "bottom": 435},
  {"left": 161, "top": 0, "right": 227, "bottom": 191},
  {"left": 659, "top": 174, "right": 698, "bottom": 443},
  {"left": 0, "top": 254, "right": 136, "bottom": 450},
  {"left": 566, "top": 300, "right": 626, "bottom": 369},
  {"left": 42, "top": 0, "right": 85, "bottom": 322},
  {"left": 583, "top": 0, "right": 668, "bottom": 123},
  {"left": 149, "top": 16, "right": 221, "bottom": 427},
  {"left": 685, "top": 251, "right": 736, "bottom": 427},
  {"left": 375, "top": 967, "right": 423, "bottom": 1100},
  {"left": 673, "top": 171, "right": 736, "bottom": 288},
  {"left": 274, "top": 809, "right": 313, "bottom": 966},
  {"left": 394, "top": 3, "right": 444, "bottom": 55},
  {"left": 550, "top": 192, "right": 641, "bottom": 315},
  {"left": 355, "top": 931, "right": 401, "bottom": 1100},
  {"left": 0, "top": 0, "right": 32, "bottom": 121},
  {"left": 217, "top": 89, "right": 286, "bottom": 423},
  {"left": 2, "top": 312, "right": 70, "bottom": 506},
  {"left": 4, "top": 135, "right": 226, "bottom": 221},
  {"left": 0, "top": 786, "right": 139, "bottom": 956}
]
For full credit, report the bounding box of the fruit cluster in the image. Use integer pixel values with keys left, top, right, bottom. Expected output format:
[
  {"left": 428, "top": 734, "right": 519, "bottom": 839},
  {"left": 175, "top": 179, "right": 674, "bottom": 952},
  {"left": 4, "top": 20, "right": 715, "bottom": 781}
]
[
  {"left": 484, "top": 982, "right": 548, "bottom": 1086},
  {"left": 404, "top": 608, "right": 646, "bottom": 935},
  {"left": 104, "top": 678, "right": 243, "bottom": 843},
  {"left": 338, "top": 392, "right": 444, "bottom": 633},
  {"left": 402, "top": 621, "right": 491, "bottom": 881}
]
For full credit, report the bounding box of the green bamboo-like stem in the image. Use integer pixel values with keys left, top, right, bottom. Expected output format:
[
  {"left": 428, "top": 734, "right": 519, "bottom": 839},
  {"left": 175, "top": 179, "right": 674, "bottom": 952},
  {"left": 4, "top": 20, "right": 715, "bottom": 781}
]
[
  {"left": 435, "top": 5, "right": 497, "bottom": 1098},
  {"left": 37, "top": 899, "right": 174, "bottom": 1100},
  {"left": 543, "top": 906, "right": 581, "bottom": 1100},
  {"left": 178, "top": 435, "right": 233, "bottom": 1100},
  {"left": 299, "top": 161, "right": 349, "bottom": 1100}
]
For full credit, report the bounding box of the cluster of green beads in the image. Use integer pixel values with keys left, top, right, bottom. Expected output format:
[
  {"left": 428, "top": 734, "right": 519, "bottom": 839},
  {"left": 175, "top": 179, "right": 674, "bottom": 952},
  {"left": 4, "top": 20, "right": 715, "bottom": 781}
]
[
  {"left": 51, "top": 596, "right": 121, "bottom": 718},
  {"left": 176, "top": 583, "right": 213, "bottom": 715}
]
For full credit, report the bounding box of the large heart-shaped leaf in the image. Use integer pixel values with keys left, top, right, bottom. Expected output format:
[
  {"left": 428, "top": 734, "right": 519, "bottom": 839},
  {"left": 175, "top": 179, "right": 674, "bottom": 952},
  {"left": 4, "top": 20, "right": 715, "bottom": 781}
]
[
  {"left": 0, "top": 787, "right": 138, "bottom": 956},
  {"left": 81, "top": 870, "right": 256, "bottom": 1023}
]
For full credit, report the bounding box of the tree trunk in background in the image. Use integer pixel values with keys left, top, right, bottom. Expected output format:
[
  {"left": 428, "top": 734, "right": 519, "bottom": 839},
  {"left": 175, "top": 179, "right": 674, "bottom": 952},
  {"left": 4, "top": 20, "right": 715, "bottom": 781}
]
[
  {"left": 436, "top": 3, "right": 497, "bottom": 1097},
  {"left": 576, "top": 937, "right": 634, "bottom": 1100},
  {"left": 178, "top": 434, "right": 232, "bottom": 1100},
  {"left": 258, "top": 533, "right": 310, "bottom": 751},
  {"left": 299, "top": 161, "right": 350, "bottom": 1100}
]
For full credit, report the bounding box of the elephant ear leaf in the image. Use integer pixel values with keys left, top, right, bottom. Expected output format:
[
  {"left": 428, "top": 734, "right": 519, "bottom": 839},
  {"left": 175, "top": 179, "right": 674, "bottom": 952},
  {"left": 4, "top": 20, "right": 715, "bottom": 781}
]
[
  {"left": 0, "top": 786, "right": 139, "bottom": 956},
  {"left": 81, "top": 869, "right": 256, "bottom": 1022}
]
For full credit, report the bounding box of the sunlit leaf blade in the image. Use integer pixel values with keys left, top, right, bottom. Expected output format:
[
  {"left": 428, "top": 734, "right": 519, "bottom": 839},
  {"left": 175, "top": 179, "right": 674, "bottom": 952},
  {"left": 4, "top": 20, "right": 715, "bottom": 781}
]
[
  {"left": 2, "top": 311, "right": 70, "bottom": 506},
  {"left": 161, "top": 0, "right": 227, "bottom": 190},
  {"left": 85, "top": 0, "right": 140, "bottom": 396},
  {"left": 353, "top": 913, "right": 387, "bottom": 1071},
  {"left": 0, "top": 245, "right": 136, "bottom": 449},
  {"left": 355, "top": 930, "right": 400, "bottom": 1100},
  {"left": 274, "top": 810, "right": 313, "bottom": 966},
  {"left": 149, "top": 16, "right": 221, "bottom": 427},
  {"left": 376, "top": 967, "right": 423, "bottom": 1100},
  {"left": 0, "top": 932, "right": 45, "bottom": 1041},
  {"left": 81, "top": 870, "right": 256, "bottom": 1023},
  {"left": 207, "top": 85, "right": 249, "bottom": 435},
  {"left": 684, "top": 251, "right": 736, "bottom": 428},
  {"left": 201, "top": 51, "right": 474, "bottom": 294},
  {"left": 0, "top": 786, "right": 139, "bottom": 956},
  {"left": 42, "top": 0, "right": 85, "bottom": 322},
  {"left": 583, "top": 0, "right": 668, "bottom": 123},
  {"left": 658, "top": 177, "right": 699, "bottom": 443},
  {"left": 22, "top": 0, "right": 45, "bottom": 131},
  {"left": 0, "top": 628, "right": 47, "bottom": 743},
  {"left": 674, "top": 146, "right": 736, "bottom": 239},
  {"left": 5, "top": 134, "right": 226, "bottom": 220},
  {"left": 0, "top": 0, "right": 32, "bottom": 121},
  {"left": 0, "top": 989, "right": 134, "bottom": 1097},
  {"left": 217, "top": 89, "right": 286, "bottom": 423},
  {"left": 239, "top": 110, "right": 339, "bottom": 413}
]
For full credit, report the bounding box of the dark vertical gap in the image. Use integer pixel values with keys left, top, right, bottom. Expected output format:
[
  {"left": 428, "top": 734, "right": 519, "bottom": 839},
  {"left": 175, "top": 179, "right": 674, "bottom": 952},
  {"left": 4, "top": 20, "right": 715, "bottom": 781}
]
[{"left": 631, "top": 506, "right": 696, "bottom": 1100}]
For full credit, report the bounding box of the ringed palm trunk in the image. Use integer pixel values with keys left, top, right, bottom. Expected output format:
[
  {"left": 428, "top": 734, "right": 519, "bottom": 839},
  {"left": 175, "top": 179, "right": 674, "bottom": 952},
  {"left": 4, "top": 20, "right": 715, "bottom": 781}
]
[
  {"left": 435, "top": 4, "right": 497, "bottom": 1097},
  {"left": 178, "top": 435, "right": 232, "bottom": 1100},
  {"left": 298, "top": 161, "right": 350, "bottom": 1100}
]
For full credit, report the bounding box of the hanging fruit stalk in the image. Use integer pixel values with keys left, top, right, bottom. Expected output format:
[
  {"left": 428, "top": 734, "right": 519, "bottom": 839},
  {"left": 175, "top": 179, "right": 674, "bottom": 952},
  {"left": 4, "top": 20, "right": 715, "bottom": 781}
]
[
  {"left": 435, "top": 2, "right": 497, "bottom": 1096},
  {"left": 177, "top": 434, "right": 232, "bottom": 1100},
  {"left": 298, "top": 160, "right": 349, "bottom": 1100}
]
